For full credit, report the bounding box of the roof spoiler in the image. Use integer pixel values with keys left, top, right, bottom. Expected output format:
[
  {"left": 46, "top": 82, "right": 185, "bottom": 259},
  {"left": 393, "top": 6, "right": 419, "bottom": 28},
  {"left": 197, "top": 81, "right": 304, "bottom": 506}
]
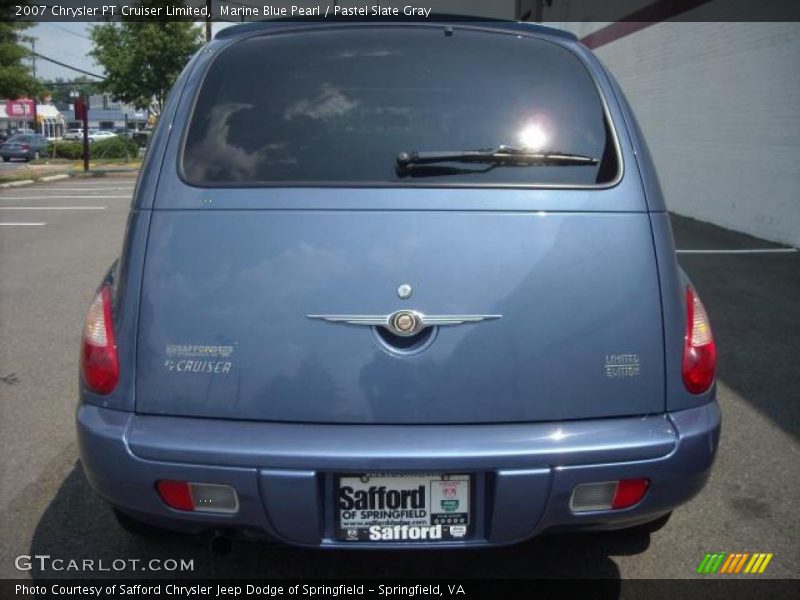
[{"left": 215, "top": 15, "right": 577, "bottom": 42}]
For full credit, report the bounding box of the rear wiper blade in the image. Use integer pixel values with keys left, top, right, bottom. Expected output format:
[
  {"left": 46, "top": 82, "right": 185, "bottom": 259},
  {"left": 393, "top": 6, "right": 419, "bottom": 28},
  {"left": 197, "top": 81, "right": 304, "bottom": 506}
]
[{"left": 396, "top": 145, "right": 599, "bottom": 168}]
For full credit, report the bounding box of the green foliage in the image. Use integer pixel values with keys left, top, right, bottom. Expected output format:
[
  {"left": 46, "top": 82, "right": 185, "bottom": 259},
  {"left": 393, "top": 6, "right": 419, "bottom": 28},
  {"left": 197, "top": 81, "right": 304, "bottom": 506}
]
[
  {"left": 0, "top": 2, "right": 42, "bottom": 99},
  {"left": 48, "top": 76, "right": 102, "bottom": 105},
  {"left": 91, "top": 136, "right": 139, "bottom": 159},
  {"left": 47, "top": 137, "right": 139, "bottom": 160},
  {"left": 90, "top": 4, "right": 202, "bottom": 115},
  {"left": 47, "top": 141, "right": 83, "bottom": 160}
]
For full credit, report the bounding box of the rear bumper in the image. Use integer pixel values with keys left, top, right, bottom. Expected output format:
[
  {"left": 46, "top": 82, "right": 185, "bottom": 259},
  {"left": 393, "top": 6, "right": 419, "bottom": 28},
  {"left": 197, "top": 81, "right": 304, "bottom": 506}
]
[
  {"left": 0, "top": 149, "right": 33, "bottom": 159},
  {"left": 77, "top": 402, "right": 720, "bottom": 548}
]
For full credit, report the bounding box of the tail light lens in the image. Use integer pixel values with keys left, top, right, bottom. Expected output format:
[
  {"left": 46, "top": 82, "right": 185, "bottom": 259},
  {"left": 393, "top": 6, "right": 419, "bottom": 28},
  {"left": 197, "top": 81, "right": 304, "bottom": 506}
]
[
  {"left": 156, "top": 481, "right": 194, "bottom": 511},
  {"left": 611, "top": 478, "right": 650, "bottom": 509},
  {"left": 21, "top": 144, "right": 30, "bottom": 150},
  {"left": 682, "top": 285, "right": 717, "bottom": 394},
  {"left": 80, "top": 285, "right": 119, "bottom": 394},
  {"left": 570, "top": 478, "right": 650, "bottom": 512},
  {"left": 156, "top": 481, "right": 239, "bottom": 513}
]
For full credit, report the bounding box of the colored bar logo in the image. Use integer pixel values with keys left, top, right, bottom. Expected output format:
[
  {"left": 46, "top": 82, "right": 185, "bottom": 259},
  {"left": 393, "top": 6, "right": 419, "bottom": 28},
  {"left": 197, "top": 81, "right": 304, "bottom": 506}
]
[{"left": 697, "top": 552, "right": 773, "bottom": 574}]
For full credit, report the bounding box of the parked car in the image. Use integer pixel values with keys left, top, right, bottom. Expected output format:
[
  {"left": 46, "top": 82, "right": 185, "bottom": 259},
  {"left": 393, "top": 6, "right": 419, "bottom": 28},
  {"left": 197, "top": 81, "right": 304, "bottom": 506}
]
[
  {"left": 88, "top": 130, "right": 117, "bottom": 143},
  {"left": 0, "top": 133, "right": 48, "bottom": 161},
  {"left": 77, "top": 18, "right": 720, "bottom": 548},
  {"left": 62, "top": 128, "right": 85, "bottom": 141},
  {"left": 112, "top": 126, "right": 137, "bottom": 139}
]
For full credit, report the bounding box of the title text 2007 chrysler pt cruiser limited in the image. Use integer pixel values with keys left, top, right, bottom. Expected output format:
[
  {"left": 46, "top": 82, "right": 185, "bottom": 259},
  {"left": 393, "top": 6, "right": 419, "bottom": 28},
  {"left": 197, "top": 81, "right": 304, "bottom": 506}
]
[{"left": 77, "top": 18, "right": 720, "bottom": 547}]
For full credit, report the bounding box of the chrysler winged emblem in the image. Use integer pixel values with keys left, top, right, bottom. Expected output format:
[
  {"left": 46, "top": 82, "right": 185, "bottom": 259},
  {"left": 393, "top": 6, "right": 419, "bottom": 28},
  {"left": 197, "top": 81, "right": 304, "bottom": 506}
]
[{"left": 307, "top": 309, "right": 502, "bottom": 337}]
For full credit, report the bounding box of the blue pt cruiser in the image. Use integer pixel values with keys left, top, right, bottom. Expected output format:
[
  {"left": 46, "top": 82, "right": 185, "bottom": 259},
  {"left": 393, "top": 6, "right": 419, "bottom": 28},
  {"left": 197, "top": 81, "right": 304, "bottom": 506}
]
[{"left": 77, "top": 18, "right": 720, "bottom": 548}]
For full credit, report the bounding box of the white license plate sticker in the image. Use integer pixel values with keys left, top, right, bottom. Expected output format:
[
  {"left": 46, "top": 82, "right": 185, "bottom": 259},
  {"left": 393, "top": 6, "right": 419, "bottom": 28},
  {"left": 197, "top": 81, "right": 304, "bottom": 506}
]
[{"left": 336, "top": 473, "right": 470, "bottom": 542}]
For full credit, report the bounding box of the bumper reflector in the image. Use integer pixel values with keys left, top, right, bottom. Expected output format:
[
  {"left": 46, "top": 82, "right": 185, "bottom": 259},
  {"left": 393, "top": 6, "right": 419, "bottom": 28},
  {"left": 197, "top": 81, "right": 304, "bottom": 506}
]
[
  {"left": 570, "top": 478, "right": 650, "bottom": 513},
  {"left": 156, "top": 481, "right": 239, "bottom": 514}
]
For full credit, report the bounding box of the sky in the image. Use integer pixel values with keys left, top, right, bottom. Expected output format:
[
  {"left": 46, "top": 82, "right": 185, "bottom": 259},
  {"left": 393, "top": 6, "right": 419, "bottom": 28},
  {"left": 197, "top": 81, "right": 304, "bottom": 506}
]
[
  {"left": 25, "top": 1, "right": 518, "bottom": 82},
  {"left": 27, "top": 22, "right": 235, "bottom": 82},
  {"left": 28, "top": 23, "right": 100, "bottom": 81}
]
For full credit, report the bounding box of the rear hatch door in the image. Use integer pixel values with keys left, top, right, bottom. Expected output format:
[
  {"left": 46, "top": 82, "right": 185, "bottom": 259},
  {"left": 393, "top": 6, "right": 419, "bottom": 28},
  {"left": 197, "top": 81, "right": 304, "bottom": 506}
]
[{"left": 135, "top": 25, "right": 664, "bottom": 424}]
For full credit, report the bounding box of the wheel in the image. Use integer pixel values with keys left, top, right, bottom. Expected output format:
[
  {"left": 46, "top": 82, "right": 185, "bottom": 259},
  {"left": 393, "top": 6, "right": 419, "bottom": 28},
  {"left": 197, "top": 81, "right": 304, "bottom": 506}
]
[
  {"left": 113, "top": 507, "right": 169, "bottom": 537},
  {"left": 2, "top": 157, "right": 9, "bottom": 162}
]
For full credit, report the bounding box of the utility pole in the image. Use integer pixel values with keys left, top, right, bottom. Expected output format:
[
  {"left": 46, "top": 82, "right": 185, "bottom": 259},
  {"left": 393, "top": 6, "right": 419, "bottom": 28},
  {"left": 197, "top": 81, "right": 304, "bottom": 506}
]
[
  {"left": 30, "top": 39, "right": 36, "bottom": 79},
  {"left": 534, "top": 0, "right": 545, "bottom": 22},
  {"left": 205, "top": 0, "right": 212, "bottom": 42},
  {"left": 28, "top": 38, "right": 39, "bottom": 134}
]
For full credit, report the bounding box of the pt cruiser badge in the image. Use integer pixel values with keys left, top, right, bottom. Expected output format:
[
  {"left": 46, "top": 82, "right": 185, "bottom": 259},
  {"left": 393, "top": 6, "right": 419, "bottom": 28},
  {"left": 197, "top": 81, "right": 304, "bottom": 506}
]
[{"left": 307, "top": 310, "right": 502, "bottom": 337}]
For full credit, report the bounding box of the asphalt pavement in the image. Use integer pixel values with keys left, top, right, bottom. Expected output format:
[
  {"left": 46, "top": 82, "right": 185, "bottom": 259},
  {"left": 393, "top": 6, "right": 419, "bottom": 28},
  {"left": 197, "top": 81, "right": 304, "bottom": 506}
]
[
  {"left": 0, "top": 161, "right": 29, "bottom": 173},
  {"left": 0, "top": 178, "right": 797, "bottom": 581}
]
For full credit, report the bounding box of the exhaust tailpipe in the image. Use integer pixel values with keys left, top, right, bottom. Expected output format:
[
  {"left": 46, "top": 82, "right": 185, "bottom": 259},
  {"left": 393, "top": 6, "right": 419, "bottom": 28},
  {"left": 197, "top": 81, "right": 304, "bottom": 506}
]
[{"left": 210, "top": 533, "right": 233, "bottom": 555}]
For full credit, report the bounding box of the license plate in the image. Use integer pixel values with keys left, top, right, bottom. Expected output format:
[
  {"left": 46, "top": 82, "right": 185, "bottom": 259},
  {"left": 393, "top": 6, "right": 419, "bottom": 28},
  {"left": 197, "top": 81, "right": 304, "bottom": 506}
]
[{"left": 336, "top": 473, "right": 470, "bottom": 542}]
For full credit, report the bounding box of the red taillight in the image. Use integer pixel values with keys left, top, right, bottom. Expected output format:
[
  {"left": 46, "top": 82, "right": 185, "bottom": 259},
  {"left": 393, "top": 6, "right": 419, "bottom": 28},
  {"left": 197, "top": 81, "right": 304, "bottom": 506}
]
[
  {"left": 156, "top": 481, "right": 194, "bottom": 511},
  {"left": 682, "top": 285, "right": 717, "bottom": 394},
  {"left": 80, "top": 285, "right": 119, "bottom": 394},
  {"left": 20, "top": 144, "right": 30, "bottom": 150},
  {"left": 611, "top": 478, "right": 650, "bottom": 509},
  {"left": 571, "top": 478, "right": 650, "bottom": 512},
  {"left": 156, "top": 481, "right": 239, "bottom": 513}
]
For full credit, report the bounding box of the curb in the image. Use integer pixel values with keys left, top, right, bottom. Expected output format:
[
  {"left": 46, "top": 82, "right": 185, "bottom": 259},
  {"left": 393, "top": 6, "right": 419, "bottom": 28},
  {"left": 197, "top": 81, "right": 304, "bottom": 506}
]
[
  {"left": 0, "top": 169, "right": 139, "bottom": 188},
  {"left": 0, "top": 179, "right": 36, "bottom": 189},
  {"left": 40, "top": 174, "right": 70, "bottom": 182},
  {"left": 69, "top": 168, "right": 140, "bottom": 178}
]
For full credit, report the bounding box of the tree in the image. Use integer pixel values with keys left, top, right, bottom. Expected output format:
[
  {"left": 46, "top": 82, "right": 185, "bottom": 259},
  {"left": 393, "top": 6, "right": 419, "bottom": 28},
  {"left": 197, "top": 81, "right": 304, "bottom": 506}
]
[
  {"left": 90, "top": 3, "right": 202, "bottom": 116},
  {"left": 49, "top": 76, "right": 101, "bottom": 105},
  {"left": 0, "top": 2, "right": 42, "bottom": 99}
]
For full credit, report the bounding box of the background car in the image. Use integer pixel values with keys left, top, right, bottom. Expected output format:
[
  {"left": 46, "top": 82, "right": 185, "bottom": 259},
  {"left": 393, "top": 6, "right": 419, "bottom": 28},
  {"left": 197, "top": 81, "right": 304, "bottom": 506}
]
[
  {"left": 88, "top": 130, "right": 118, "bottom": 143},
  {"left": 0, "top": 133, "right": 48, "bottom": 161},
  {"left": 112, "top": 127, "right": 136, "bottom": 139},
  {"left": 62, "top": 128, "right": 85, "bottom": 141}
]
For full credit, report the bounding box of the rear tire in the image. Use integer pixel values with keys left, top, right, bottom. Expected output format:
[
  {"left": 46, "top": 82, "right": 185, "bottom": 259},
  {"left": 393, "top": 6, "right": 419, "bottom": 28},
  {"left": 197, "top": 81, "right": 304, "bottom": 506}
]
[
  {"left": 2, "top": 157, "right": 9, "bottom": 162},
  {"left": 113, "top": 508, "right": 169, "bottom": 538}
]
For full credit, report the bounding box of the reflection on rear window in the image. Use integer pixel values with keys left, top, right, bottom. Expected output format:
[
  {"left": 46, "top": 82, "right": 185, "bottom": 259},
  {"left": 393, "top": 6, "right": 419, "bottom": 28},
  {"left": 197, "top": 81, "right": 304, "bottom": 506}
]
[{"left": 182, "top": 27, "right": 619, "bottom": 186}]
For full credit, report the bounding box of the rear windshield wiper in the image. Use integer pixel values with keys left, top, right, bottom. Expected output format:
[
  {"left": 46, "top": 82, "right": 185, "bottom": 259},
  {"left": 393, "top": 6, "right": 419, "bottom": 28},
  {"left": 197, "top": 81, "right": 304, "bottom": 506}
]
[{"left": 396, "top": 145, "right": 599, "bottom": 170}]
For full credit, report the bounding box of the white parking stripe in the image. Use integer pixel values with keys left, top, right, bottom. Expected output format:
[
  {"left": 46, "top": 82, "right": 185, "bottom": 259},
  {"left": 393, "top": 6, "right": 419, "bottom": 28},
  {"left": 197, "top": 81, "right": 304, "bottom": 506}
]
[
  {"left": 0, "top": 206, "right": 106, "bottom": 210},
  {"left": 0, "top": 195, "right": 129, "bottom": 200},
  {"left": 677, "top": 248, "right": 797, "bottom": 254},
  {"left": 0, "top": 222, "right": 46, "bottom": 226},
  {"left": 11, "top": 187, "right": 134, "bottom": 192}
]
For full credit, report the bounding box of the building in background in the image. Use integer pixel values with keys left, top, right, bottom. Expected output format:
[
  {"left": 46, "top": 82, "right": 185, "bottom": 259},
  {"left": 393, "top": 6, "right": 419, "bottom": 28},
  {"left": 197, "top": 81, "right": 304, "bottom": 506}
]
[
  {"left": 518, "top": 0, "right": 800, "bottom": 247},
  {"left": 56, "top": 92, "right": 149, "bottom": 131},
  {"left": 1, "top": 99, "right": 66, "bottom": 139}
]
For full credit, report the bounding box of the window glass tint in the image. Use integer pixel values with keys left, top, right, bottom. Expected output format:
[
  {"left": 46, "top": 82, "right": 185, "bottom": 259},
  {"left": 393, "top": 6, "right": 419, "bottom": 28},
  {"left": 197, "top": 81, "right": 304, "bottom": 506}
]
[{"left": 183, "top": 27, "right": 617, "bottom": 186}]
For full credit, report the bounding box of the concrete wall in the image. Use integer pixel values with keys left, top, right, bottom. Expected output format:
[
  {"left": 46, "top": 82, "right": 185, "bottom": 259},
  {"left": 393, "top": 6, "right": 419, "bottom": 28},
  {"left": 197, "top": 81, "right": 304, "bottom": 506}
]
[{"left": 553, "top": 14, "right": 800, "bottom": 246}]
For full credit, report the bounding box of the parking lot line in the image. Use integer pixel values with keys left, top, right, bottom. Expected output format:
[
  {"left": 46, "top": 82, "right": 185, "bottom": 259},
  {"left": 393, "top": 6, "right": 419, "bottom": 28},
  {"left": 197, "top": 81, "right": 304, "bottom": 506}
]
[
  {"left": 0, "top": 206, "right": 106, "bottom": 210},
  {"left": 14, "top": 187, "right": 135, "bottom": 192},
  {"left": 0, "top": 222, "right": 46, "bottom": 226},
  {"left": 676, "top": 248, "right": 797, "bottom": 254},
  {"left": 0, "top": 195, "right": 129, "bottom": 200}
]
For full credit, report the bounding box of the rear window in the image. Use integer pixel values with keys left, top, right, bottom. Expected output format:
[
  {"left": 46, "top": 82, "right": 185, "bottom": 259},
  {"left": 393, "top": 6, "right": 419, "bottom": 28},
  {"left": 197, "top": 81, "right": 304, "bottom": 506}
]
[{"left": 182, "top": 27, "right": 620, "bottom": 187}]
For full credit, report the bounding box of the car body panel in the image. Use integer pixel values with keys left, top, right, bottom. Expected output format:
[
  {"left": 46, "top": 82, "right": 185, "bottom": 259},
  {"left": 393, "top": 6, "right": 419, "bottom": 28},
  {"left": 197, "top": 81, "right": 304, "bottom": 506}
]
[
  {"left": 77, "top": 400, "right": 719, "bottom": 546},
  {"left": 136, "top": 210, "right": 665, "bottom": 423}
]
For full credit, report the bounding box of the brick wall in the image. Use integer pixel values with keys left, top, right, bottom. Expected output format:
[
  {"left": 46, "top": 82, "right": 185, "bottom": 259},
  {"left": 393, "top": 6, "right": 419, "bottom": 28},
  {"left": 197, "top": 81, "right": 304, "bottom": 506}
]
[{"left": 559, "top": 19, "right": 800, "bottom": 247}]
